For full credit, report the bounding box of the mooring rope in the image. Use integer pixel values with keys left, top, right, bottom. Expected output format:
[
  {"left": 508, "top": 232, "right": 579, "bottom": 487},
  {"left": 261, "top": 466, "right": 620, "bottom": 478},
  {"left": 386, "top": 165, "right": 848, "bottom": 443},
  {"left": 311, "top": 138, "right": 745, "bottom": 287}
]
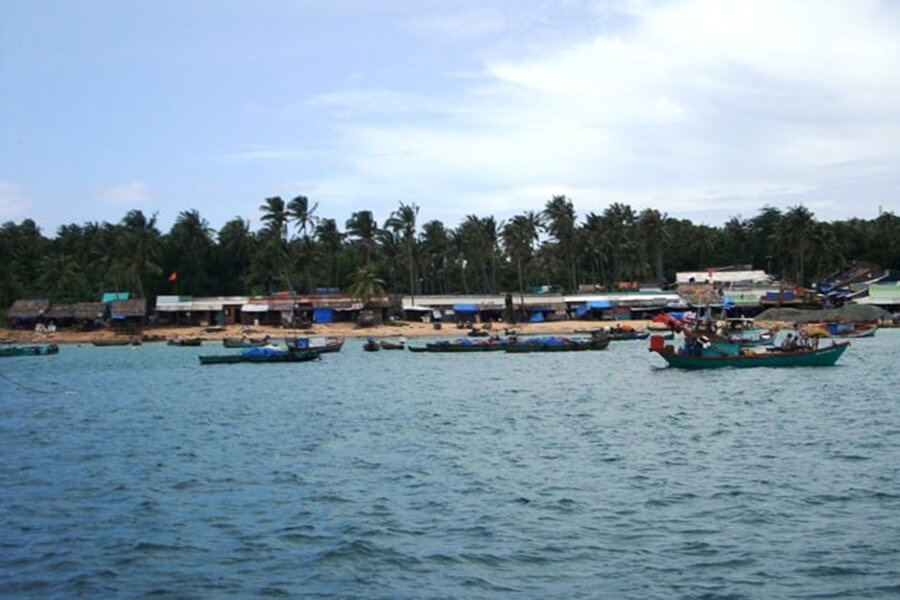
[{"left": 0, "top": 371, "right": 74, "bottom": 395}]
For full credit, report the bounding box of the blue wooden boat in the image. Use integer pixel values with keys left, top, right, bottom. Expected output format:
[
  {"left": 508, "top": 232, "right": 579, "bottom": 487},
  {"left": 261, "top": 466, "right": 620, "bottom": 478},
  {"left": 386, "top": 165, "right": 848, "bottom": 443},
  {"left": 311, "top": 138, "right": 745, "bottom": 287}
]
[
  {"left": 504, "top": 336, "right": 610, "bottom": 353},
  {"left": 199, "top": 347, "right": 321, "bottom": 365}
]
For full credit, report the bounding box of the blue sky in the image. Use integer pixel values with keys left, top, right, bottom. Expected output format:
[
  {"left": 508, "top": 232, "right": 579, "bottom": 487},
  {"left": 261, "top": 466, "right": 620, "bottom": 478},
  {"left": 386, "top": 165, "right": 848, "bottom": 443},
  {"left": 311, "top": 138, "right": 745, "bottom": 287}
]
[{"left": 2, "top": 0, "right": 898, "bottom": 237}]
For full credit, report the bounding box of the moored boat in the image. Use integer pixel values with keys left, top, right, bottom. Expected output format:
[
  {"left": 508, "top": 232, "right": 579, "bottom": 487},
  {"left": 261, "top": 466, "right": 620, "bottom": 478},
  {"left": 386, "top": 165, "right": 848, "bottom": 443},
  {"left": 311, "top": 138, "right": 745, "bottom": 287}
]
[
  {"left": 222, "top": 337, "right": 269, "bottom": 348},
  {"left": 167, "top": 338, "right": 202, "bottom": 346},
  {"left": 198, "top": 347, "right": 321, "bottom": 365},
  {"left": 0, "top": 344, "right": 60, "bottom": 357},
  {"left": 504, "top": 336, "right": 611, "bottom": 353},
  {"left": 379, "top": 339, "right": 406, "bottom": 350},
  {"left": 92, "top": 338, "right": 141, "bottom": 346},
  {"left": 407, "top": 338, "right": 508, "bottom": 352},
  {"left": 362, "top": 337, "right": 380, "bottom": 352},
  {"left": 649, "top": 334, "right": 849, "bottom": 369},
  {"left": 295, "top": 336, "right": 345, "bottom": 354}
]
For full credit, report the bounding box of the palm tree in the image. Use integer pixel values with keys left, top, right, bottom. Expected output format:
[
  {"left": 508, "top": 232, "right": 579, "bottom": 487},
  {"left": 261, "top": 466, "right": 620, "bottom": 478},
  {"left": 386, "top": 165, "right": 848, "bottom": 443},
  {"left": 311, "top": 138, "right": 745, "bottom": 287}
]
[
  {"left": 345, "top": 210, "right": 379, "bottom": 265},
  {"left": 119, "top": 209, "right": 162, "bottom": 298},
  {"left": 348, "top": 264, "right": 386, "bottom": 307},
  {"left": 689, "top": 225, "right": 715, "bottom": 270},
  {"left": 543, "top": 195, "right": 578, "bottom": 291},
  {"left": 777, "top": 205, "right": 815, "bottom": 284},
  {"left": 420, "top": 219, "right": 452, "bottom": 294},
  {"left": 38, "top": 253, "right": 86, "bottom": 301},
  {"left": 638, "top": 208, "right": 667, "bottom": 285},
  {"left": 168, "top": 209, "right": 214, "bottom": 294},
  {"left": 217, "top": 217, "right": 255, "bottom": 294},
  {"left": 259, "top": 196, "right": 288, "bottom": 242},
  {"left": 385, "top": 202, "right": 419, "bottom": 301},
  {"left": 600, "top": 203, "right": 636, "bottom": 282},
  {"left": 286, "top": 195, "right": 318, "bottom": 239},
  {"left": 315, "top": 218, "right": 344, "bottom": 288},
  {"left": 502, "top": 211, "right": 543, "bottom": 318}
]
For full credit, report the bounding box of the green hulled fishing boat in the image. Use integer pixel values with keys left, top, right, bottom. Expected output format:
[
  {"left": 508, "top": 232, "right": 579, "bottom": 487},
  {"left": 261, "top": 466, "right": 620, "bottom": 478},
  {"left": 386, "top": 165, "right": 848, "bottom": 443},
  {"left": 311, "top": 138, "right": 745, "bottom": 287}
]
[
  {"left": 650, "top": 339, "right": 849, "bottom": 369},
  {"left": 0, "top": 344, "right": 60, "bottom": 357}
]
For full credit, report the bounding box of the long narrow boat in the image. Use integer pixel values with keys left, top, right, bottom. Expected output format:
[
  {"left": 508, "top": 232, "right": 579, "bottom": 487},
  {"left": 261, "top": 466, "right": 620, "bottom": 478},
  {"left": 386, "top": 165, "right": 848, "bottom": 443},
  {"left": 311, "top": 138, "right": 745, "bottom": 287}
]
[
  {"left": 0, "top": 344, "right": 60, "bottom": 357},
  {"left": 198, "top": 349, "right": 321, "bottom": 365},
  {"left": 167, "top": 338, "right": 202, "bottom": 347},
  {"left": 832, "top": 324, "right": 878, "bottom": 338},
  {"left": 407, "top": 340, "right": 508, "bottom": 352},
  {"left": 379, "top": 340, "right": 406, "bottom": 350},
  {"left": 292, "top": 337, "right": 345, "bottom": 354},
  {"left": 92, "top": 338, "right": 141, "bottom": 346},
  {"left": 650, "top": 340, "right": 850, "bottom": 369},
  {"left": 504, "top": 336, "right": 611, "bottom": 353},
  {"left": 222, "top": 337, "right": 269, "bottom": 348}
]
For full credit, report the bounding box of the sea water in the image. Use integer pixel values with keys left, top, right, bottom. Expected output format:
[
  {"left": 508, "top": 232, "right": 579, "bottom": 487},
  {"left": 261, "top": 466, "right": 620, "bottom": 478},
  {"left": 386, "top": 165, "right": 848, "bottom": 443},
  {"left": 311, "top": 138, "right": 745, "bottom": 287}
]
[{"left": 1, "top": 332, "right": 898, "bottom": 599}]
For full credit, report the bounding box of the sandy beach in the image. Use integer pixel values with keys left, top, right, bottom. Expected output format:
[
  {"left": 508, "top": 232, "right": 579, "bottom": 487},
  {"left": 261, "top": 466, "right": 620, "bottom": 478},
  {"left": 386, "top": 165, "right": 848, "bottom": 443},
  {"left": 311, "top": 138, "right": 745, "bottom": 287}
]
[{"left": 2, "top": 319, "right": 673, "bottom": 345}]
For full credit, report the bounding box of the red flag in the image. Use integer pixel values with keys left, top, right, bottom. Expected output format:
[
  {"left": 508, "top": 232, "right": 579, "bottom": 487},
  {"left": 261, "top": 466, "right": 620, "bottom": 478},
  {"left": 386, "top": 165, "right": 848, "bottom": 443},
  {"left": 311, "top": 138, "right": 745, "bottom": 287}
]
[{"left": 168, "top": 272, "right": 177, "bottom": 282}]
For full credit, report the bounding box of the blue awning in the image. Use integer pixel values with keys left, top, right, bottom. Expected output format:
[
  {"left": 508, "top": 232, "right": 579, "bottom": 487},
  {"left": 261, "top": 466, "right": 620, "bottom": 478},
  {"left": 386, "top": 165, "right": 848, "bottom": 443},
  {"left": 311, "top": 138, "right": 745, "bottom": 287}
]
[
  {"left": 453, "top": 304, "right": 478, "bottom": 312},
  {"left": 586, "top": 300, "right": 613, "bottom": 309}
]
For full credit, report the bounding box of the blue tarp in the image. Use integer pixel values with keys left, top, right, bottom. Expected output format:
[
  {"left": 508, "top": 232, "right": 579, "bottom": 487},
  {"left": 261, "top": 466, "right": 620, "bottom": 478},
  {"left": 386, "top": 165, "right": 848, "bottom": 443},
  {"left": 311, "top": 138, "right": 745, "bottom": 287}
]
[
  {"left": 586, "top": 300, "right": 613, "bottom": 309},
  {"left": 526, "top": 305, "right": 552, "bottom": 312},
  {"left": 765, "top": 291, "right": 795, "bottom": 300},
  {"left": 575, "top": 304, "right": 590, "bottom": 318},
  {"left": 313, "top": 308, "right": 334, "bottom": 323},
  {"left": 529, "top": 312, "right": 546, "bottom": 322},
  {"left": 722, "top": 295, "right": 735, "bottom": 310},
  {"left": 453, "top": 304, "right": 478, "bottom": 313}
]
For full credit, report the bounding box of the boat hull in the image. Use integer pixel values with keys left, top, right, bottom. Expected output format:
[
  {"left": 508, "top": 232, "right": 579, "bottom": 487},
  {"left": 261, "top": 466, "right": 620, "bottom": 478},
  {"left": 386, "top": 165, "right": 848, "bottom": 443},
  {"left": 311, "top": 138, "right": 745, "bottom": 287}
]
[
  {"left": 199, "top": 351, "right": 320, "bottom": 365},
  {"left": 0, "top": 344, "right": 59, "bottom": 357},
  {"left": 652, "top": 342, "right": 849, "bottom": 369},
  {"left": 504, "top": 338, "right": 611, "bottom": 352}
]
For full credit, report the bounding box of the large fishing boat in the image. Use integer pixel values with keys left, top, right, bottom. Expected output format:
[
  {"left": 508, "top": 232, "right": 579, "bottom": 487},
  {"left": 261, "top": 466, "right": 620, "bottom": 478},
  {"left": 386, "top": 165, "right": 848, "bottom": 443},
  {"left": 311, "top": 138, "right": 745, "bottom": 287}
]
[{"left": 649, "top": 334, "right": 849, "bottom": 369}]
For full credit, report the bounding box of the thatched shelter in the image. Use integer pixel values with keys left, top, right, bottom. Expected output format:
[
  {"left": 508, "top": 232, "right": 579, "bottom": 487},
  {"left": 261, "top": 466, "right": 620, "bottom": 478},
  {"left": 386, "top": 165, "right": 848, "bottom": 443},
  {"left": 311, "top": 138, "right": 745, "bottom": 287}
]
[
  {"left": 45, "top": 302, "right": 105, "bottom": 328},
  {"left": 7, "top": 299, "right": 50, "bottom": 327},
  {"left": 109, "top": 298, "right": 147, "bottom": 332}
]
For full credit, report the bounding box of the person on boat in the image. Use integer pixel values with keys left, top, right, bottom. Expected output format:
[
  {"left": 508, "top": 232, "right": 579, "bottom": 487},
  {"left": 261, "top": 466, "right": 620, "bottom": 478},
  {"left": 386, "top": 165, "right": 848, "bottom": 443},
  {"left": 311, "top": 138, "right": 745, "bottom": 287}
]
[{"left": 780, "top": 333, "right": 797, "bottom": 351}]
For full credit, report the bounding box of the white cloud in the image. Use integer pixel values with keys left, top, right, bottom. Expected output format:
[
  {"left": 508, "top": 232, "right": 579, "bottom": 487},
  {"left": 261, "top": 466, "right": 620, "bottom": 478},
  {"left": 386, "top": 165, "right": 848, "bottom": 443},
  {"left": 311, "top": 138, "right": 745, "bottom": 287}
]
[
  {"left": 0, "top": 182, "right": 31, "bottom": 221},
  {"left": 93, "top": 182, "right": 150, "bottom": 206},
  {"left": 308, "top": 0, "right": 900, "bottom": 225}
]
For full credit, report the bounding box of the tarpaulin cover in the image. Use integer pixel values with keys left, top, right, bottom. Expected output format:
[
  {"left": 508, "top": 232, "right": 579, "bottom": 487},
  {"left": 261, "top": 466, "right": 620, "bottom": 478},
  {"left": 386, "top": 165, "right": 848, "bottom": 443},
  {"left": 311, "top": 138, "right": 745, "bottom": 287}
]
[
  {"left": 313, "top": 308, "right": 334, "bottom": 323},
  {"left": 453, "top": 304, "right": 478, "bottom": 312},
  {"left": 529, "top": 312, "right": 545, "bottom": 322},
  {"left": 586, "top": 300, "right": 613, "bottom": 309}
]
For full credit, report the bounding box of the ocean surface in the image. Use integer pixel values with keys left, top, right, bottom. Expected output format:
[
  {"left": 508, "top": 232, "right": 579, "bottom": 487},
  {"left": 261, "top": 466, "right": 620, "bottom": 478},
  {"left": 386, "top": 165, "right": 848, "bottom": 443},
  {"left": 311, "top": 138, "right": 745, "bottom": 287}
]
[{"left": 1, "top": 331, "right": 898, "bottom": 599}]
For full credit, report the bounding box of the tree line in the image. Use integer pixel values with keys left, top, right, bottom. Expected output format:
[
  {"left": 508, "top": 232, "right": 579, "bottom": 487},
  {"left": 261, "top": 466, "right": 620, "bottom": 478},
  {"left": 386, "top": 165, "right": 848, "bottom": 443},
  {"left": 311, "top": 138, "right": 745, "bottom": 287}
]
[{"left": 1, "top": 196, "right": 898, "bottom": 310}]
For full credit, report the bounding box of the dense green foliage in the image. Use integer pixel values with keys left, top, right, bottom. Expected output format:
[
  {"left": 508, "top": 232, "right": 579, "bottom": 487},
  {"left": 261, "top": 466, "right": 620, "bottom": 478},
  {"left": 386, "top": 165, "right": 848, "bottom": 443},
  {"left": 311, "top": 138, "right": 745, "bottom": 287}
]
[{"left": 1, "top": 198, "right": 898, "bottom": 308}]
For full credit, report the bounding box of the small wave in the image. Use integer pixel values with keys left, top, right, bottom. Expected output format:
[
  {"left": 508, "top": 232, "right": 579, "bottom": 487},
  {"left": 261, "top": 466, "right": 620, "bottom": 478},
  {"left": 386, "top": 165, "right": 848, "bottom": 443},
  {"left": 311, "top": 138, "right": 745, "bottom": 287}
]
[{"left": 802, "top": 564, "right": 870, "bottom": 577}]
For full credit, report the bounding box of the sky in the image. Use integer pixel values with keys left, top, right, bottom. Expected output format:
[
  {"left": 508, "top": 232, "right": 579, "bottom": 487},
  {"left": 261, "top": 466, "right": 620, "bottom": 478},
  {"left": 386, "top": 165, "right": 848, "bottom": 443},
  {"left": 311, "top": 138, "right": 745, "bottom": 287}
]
[{"left": 1, "top": 0, "right": 899, "bottom": 237}]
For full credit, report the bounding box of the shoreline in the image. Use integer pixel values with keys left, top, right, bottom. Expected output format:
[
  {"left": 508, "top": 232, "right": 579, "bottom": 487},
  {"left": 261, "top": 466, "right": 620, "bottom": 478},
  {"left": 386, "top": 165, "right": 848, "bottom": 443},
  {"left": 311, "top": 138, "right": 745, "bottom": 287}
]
[
  {"left": 3, "top": 320, "right": 657, "bottom": 345},
  {"left": 1, "top": 319, "right": 793, "bottom": 345}
]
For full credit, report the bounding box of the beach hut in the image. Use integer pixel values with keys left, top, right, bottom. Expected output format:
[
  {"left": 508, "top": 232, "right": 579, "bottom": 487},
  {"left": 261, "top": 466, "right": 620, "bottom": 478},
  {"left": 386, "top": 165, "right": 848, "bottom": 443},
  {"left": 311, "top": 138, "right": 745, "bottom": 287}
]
[
  {"left": 44, "top": 302, "right": 104, "bottom": 329},
  {"left": 108, "top": 298, "right": 147, "bottom": 332},
  {"left": 7, "top": 299, "right": 50, "bottom": 328}
]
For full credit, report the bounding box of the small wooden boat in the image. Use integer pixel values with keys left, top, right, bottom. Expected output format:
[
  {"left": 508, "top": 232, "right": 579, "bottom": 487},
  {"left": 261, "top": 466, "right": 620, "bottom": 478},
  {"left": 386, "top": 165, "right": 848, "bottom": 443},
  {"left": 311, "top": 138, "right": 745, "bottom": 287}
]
[
  {"left": 362, "top": 338, "right": 380, "bottom": 352},
  {"left": 607, "top": 329, "right": 649, "bottom": 341},
  {"left": 222, "top": 337, "right": 268, "bottom": 348},
  {"left": 0, "top": 344, "right": 60, "bottom": 357},
  {"left": 198, "top": 348, "right": 321, "bottom": 365},
  {"left": 379, "top": 339, "right": 406, "bottom": 350},
  {"left": 407, "top": 339, "right": 508, "bottom": 352},
  {"left": 167, "top": 338, "right": 202, "bottom": 347},
  {"left": 292, "top": 337, "right": 345, "bottom": 354},
  {"left": 832, "top": 323, "right": 878, "bottom": 338},
  {"left": 92, "top": 338, "right": 141, "bottom": 346},
  {"left": 649, "top": 335, "right": 849, "bottom": 369}
]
